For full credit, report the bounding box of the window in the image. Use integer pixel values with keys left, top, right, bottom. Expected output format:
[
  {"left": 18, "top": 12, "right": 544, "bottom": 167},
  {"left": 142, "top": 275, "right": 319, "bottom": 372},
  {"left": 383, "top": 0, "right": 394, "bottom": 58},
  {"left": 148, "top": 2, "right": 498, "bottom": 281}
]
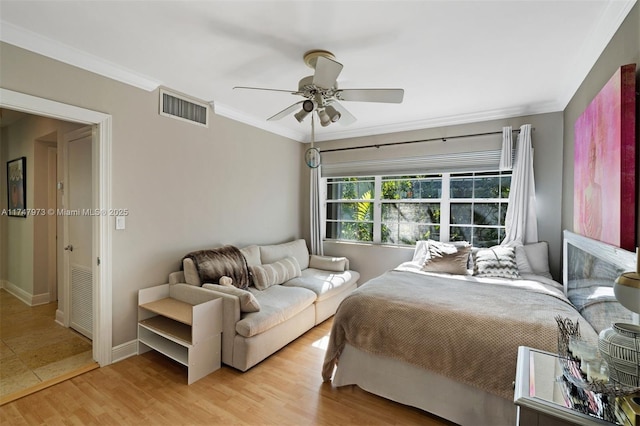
[
  {"left": 325, "top": 171, "right": 511, "bottom": 247},
  {"left": 448, "top": 171, "right": 511, "bottom": 247}
]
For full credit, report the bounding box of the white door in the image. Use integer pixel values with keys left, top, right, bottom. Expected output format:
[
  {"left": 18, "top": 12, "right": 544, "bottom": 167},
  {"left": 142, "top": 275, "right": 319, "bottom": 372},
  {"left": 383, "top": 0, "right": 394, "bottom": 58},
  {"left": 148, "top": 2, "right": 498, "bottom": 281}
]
[{"left": 63, "top": 126, "right": 93, "bottom": 339}]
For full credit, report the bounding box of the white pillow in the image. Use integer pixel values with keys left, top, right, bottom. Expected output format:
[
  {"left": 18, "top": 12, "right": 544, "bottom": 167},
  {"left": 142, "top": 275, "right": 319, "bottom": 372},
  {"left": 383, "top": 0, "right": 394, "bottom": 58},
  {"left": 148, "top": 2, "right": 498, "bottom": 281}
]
[
  {"left": 259, "top": 239, "right": 310, "bottom": 270},
  {"left": 412, "top": 240, "right": 431, "bottom": 264},
  {"left": 309, "top": 255, "right": 347, "bottom": 272},
  {"left": 522, "top": 241, "right": 552, "bottom": 279},
  {"left": 240, "top": 245, "right": 261, "bottom": 267}
]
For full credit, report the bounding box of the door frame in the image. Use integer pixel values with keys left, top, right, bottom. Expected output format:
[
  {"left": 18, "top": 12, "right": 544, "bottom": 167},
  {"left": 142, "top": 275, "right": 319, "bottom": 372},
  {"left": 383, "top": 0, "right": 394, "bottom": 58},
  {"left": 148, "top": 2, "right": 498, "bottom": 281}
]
[{"left": 1, "top": 88, "right": 113, "bottom": 366}]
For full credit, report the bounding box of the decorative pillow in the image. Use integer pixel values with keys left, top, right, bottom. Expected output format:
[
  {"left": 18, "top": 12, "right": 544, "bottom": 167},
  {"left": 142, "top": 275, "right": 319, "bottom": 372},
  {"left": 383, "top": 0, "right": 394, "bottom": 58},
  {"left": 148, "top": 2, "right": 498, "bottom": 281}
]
[
  {"left": 412, "top": 240, "right": 431, "bottom": 264},
  {"left": 473, "top": 246, "right": 520, "bottom": 279},
  {"left": 422, "top": 241, "right": 471, "bottom": 275},
  {"left": 240, "top": 245, "right": 261, "bottom": 267},
  {"left": 522, "top": 241, "right": 552, "bottom": 279},
  {"left": 249, "top": 256, "right": 302, "bottom": 290},
  {"left": 259, "top": 239, "right": 310, "bottom": 270},
  {"left": 309, "top": 255, "right": 347, "bottom": 272},
  {"left": 202, "top": 284, "right": 260, "bottom": 313}
]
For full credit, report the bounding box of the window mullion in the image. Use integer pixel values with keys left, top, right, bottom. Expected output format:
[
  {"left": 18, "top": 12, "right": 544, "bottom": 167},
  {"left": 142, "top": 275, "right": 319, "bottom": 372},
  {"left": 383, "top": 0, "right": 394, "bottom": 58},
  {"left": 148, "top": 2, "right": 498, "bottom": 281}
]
[
  {"left": 373, "top": 176, "right": 382, "bottom": 243},
  {"left": 440, "top": 173, "right": 451, "bottom": 242}
]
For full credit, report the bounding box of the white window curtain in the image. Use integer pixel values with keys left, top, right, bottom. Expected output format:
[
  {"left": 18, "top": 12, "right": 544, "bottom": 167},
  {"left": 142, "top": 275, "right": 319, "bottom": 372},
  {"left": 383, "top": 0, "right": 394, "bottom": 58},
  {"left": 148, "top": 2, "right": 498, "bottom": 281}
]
[
  {"left": 310, "top": 165, "right": 324, "bottom": 256},
  {"left": 502, "top": 124, "right": 538, "bottom": 245},
  {"left": 500, "top": 126, "right": 513, "bottom": 170}
]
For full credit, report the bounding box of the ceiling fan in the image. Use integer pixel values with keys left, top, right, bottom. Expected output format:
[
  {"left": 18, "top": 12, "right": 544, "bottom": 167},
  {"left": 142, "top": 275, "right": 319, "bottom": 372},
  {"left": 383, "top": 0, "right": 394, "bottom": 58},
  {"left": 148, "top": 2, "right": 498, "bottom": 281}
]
[{"left": 233, "top": 49, "right": 404, "bottom": 127}]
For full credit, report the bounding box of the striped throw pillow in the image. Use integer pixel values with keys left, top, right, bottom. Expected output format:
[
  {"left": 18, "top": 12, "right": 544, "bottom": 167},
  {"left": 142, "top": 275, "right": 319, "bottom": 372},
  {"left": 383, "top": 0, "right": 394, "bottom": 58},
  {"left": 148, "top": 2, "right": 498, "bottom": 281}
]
[
  {"left": 473, "top": 246, "right": 520, "bottom": 279},
  {"left": 249, "top": 256, "right": 302, "bottom": 290}
]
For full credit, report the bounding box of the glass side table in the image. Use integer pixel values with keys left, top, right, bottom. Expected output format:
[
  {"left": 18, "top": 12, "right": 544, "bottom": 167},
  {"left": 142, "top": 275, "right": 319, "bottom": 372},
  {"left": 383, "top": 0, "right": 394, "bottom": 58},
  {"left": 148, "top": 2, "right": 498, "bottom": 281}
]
[{"left": 514, "top": 346, "right": 632, "bottom": 426}]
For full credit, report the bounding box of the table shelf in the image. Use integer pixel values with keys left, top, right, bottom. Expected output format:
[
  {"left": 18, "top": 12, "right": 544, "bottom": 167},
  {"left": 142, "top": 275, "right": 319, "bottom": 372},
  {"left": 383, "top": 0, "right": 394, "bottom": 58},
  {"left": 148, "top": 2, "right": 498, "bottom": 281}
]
[{"left": 137, "top": 284, "right": 222, "bottom": 384}]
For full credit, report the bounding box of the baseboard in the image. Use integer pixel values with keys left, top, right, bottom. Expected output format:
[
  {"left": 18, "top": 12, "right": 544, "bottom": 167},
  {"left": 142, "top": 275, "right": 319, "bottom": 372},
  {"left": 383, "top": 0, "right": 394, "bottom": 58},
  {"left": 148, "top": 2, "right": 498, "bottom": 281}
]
[
  {"left": 55, "top": 309, "right": 65, "bottom": 326},
  {"left": 111, "top": 339, "right": 138, "bottom": 363},
  {"left": 0, "top": 280, "right": 50, "bottom": 306}
]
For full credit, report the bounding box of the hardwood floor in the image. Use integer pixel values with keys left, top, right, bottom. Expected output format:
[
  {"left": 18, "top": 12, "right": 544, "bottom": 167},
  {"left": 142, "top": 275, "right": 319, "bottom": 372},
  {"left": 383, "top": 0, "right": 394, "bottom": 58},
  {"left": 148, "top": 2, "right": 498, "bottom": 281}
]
[{"left": 0, "top": 319, "right": 456, "bottom": 425}]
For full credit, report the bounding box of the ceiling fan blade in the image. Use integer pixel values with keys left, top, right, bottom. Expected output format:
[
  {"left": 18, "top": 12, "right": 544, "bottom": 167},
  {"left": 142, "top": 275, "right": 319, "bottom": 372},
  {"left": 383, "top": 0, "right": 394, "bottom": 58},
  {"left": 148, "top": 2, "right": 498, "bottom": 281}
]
[
  {"left": 336, "top": 88, "right": 404, "bottom": 103},
  {"left": 329, "top": 101, "right": 357, "bottom": 126},
  {"left": 267, "top": 101, "right": 304, "bottom": 121},
  {"left": 234, "top": 86, "right": 297, "bottom": 94},
  {"left": 312, "top": 56, "right": 343, "bottom": 89}
]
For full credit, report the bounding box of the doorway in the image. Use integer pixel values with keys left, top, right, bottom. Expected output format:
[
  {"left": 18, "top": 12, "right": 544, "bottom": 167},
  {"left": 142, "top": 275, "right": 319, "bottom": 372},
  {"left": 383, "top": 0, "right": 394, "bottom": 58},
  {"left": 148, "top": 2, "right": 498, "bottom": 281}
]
[
  {"left": 0, "top": 118, "right": 99, "bottom": 403},
  {"left": 0, "top": 88, "right": 112, "bottom": 367}
]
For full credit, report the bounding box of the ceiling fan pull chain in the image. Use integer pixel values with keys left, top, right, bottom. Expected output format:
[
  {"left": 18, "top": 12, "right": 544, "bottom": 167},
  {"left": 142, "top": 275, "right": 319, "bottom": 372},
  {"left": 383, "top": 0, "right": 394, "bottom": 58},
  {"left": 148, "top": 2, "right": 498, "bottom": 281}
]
[{"left": 311, "top": 112, "right": 315, "bottom": 149}]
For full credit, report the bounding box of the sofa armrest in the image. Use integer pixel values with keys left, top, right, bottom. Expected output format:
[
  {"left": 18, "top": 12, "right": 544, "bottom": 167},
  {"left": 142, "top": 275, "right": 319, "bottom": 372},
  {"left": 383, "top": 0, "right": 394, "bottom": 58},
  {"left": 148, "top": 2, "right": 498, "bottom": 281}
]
[
  {"left": 169, "top": 283, "right": 241, "bottom": 366},
  {"left": 309, "top": 254, "right": 350, "bottom": 272},
  {"left": 168, "top": 271, "right": 185, "bottom": 285}
]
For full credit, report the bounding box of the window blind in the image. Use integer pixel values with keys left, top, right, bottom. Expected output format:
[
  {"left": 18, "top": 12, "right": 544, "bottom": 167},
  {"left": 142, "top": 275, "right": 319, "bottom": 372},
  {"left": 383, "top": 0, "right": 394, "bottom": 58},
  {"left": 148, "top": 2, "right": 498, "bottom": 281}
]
[{"left": 321, "top": 149, "right": 505, "bottom": 178}]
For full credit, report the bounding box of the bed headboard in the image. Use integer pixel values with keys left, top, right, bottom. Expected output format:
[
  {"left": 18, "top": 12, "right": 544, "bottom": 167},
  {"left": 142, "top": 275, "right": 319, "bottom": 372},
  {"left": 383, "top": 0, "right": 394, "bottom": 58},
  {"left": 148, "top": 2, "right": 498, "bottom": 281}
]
[{"left": 562, "top": 230, "right": 638, "bottom": 330}]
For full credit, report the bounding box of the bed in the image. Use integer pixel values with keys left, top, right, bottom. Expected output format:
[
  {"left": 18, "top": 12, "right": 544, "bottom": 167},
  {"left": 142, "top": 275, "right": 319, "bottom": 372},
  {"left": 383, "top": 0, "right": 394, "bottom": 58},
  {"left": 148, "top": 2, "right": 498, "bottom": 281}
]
[{"left": 322, "top": 232, "right": 635, "bottom": 426}]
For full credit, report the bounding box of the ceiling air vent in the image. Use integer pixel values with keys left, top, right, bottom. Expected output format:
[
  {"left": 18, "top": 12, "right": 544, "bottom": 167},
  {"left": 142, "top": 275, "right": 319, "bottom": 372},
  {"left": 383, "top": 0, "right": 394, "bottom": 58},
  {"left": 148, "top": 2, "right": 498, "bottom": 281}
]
[{"left": 159, "top": 89, "right": 209, "bottom": 127}]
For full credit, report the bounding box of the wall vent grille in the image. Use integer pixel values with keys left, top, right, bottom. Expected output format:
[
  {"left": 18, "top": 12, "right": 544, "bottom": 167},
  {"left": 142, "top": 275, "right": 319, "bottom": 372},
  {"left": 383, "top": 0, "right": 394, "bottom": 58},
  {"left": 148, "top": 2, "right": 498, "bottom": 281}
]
[
  {"left": 71, "top": 264, "right": 93, "bottom": 339},
  {"left": 159, "top": 89, "right": 209, "bottom": 127}
]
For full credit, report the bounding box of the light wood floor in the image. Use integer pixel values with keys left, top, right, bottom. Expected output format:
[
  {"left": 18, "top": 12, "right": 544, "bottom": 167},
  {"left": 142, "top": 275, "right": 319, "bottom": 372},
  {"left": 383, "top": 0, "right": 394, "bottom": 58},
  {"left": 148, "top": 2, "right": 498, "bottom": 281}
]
[{"left": 0, "top": 319, "right": 456, "bottom": 425}]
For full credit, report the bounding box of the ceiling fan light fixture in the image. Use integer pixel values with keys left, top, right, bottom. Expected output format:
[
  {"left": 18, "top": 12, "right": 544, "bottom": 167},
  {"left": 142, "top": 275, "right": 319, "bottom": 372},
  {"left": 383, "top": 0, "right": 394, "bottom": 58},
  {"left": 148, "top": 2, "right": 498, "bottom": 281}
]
[
  {"left": 302, "top": 99, "right": 315, "bottom": 112},
  {"left": 318, "top": 109, "right": 332, "bottom": 127},
  {"left": 294, "top": 108, "right": 310, "bottom": 123},
  {"left": 325, "top": 105, "right": 341, "bottom": 123}
]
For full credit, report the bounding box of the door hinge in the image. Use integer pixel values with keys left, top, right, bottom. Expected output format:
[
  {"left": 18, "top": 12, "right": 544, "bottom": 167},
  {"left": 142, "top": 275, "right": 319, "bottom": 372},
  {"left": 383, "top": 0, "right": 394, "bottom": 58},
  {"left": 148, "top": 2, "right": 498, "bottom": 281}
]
[{"left": 97, "top": 257, "right": 101, "bottom": 266}]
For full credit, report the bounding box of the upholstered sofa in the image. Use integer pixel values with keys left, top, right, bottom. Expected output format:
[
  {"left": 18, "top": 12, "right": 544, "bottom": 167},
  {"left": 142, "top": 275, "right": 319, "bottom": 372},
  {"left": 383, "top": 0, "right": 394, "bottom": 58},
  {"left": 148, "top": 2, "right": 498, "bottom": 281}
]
[{"left": 167, "top": 239, "right": 359, "bottom": 371}]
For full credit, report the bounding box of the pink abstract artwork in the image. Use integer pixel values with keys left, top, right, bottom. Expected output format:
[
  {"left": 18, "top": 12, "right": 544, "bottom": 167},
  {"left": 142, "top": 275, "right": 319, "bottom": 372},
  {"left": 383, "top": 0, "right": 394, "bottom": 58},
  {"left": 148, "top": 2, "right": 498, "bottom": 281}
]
[{"left": 574, "top": 64, "right": 636, "bottom": 251}]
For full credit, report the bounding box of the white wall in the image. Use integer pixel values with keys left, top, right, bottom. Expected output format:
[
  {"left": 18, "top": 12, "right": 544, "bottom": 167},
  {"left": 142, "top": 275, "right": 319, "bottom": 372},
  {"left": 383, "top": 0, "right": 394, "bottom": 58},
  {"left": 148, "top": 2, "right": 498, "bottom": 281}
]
[
  {"left": 0, "top": 42, "right": 306, "bottom": 346},
  {"left": 317, "top": 112, "right": 565, "bottom": 283}
]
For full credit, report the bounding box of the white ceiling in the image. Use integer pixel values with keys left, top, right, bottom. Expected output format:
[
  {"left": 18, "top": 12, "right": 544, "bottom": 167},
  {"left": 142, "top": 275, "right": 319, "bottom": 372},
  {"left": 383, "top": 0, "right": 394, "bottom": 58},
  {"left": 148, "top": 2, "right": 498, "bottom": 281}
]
[{"left": 0, "top": 1, "right": 636, "bottom": 142}]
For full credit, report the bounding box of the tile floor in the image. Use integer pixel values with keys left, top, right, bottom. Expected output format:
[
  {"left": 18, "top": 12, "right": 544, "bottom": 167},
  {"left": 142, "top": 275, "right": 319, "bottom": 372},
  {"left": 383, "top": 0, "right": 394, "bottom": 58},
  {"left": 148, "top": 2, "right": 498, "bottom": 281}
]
[{"left": 0, "top": 289, "right": 94, "bottom": 400}]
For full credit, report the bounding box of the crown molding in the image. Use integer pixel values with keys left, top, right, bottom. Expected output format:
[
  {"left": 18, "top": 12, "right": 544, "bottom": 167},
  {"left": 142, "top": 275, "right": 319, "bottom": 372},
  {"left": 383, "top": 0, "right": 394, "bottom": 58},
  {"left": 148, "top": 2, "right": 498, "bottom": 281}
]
[
  {"left": 310, "top": 102, "right": 564, "bottom": 142},
  {"left": 212, "top": 101, "right": 307, "bottom": 142},
  {"left": 215, "top": 100, "right": 564, "bottom": 144},
  {"left": 0, "top": 20, "right": 161, "bottom": 92}
]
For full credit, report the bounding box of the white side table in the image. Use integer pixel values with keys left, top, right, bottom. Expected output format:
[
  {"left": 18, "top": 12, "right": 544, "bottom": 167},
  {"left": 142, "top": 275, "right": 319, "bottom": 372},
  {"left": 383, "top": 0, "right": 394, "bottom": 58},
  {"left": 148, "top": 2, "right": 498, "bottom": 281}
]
[{"left": 138, "top": 284, "right": 222, "bottom": 384}]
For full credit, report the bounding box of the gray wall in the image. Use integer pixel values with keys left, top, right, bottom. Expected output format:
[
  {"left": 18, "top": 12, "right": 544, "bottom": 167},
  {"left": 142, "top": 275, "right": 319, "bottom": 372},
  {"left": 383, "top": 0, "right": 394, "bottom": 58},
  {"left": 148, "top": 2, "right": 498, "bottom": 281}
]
[
  {"left": 318, "top": 112, "right": 565, "bottom": 284},
  {"left": 0, "top": 42, "right": 306, "bottom": 346},
  {"left": 562, "top": 4, "right": 640, "bottom": 249}
]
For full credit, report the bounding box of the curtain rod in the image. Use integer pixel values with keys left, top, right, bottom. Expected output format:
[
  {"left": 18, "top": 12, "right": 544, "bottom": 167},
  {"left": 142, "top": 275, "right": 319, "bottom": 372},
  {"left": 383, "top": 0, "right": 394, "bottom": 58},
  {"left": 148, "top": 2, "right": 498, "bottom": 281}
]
[{"left": 320, "top": 127, "right": 534, "bottom": 154}]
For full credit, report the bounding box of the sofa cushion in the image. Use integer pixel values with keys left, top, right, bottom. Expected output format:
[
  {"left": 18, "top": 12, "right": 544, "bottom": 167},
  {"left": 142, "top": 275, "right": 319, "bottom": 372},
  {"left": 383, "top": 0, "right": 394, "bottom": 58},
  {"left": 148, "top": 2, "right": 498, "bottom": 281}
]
[
  {"left": 249, "top": 257, "right": 302, "bottom": 290},
  {"left": 202, "top": 284, "right": 261, "bottom": 313},
  {"left": 259, "top": 239, "right": 310, "bottom": 270},
  {"left": 240, "top": 245, "right": 261, "bottom": 267},
  {"left": 309, "top": 255, "right": 348, "bottom": 272},
  {"left": 235, "top": 285, "right": 316, "bottom": 338},
  {"left": 182, "top": 258, "right": 201, "bottom": 286},
  {"left": 282, "top": 267, "right": 359, "bottom": 302}
]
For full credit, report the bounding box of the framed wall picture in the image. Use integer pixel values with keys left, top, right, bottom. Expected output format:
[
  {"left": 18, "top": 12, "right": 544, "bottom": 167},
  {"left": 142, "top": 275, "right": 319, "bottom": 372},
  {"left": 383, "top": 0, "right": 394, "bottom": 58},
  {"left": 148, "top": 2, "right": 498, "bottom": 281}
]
[
  {"left": 573, "top": 63, "right": 636, "bottom": 251},
  {"left": 7, "top": 157, "right": 26, "bottom": 217}
]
